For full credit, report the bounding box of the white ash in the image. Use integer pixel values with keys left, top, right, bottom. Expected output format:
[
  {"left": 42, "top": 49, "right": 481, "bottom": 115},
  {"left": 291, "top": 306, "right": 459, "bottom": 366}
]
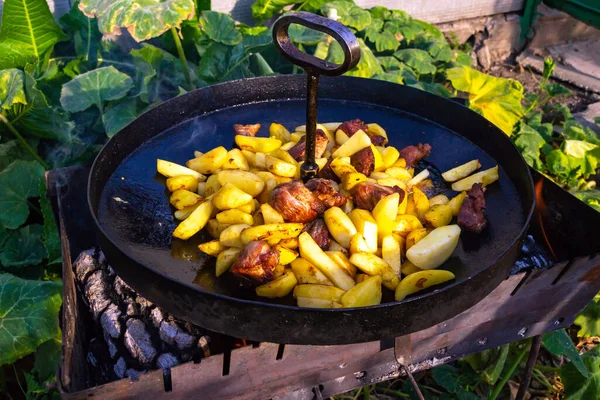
[
  {"left": 124, "top": 319, "right": 157, "bottom": 367},
  {"left": 100, "top": 304, "right": 122, "bottom": 339}
]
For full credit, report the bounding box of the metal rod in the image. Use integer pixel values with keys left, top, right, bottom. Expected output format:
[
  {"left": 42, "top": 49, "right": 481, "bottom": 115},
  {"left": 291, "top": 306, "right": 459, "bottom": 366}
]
[
  {"left": 516, "top": 335, "right": 544, "bottom": 400},
  {"left": 301, "top": 72, "right": 320, "bottom": 181},
  {"left": 401, "top": 364, "right": 424, "bottom": 400}
]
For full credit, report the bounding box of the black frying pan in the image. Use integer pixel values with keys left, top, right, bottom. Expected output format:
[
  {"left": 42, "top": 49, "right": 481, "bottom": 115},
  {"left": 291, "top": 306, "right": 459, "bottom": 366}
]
[{"left": 88, "top": 13, "right": 535, "bottom": 345}]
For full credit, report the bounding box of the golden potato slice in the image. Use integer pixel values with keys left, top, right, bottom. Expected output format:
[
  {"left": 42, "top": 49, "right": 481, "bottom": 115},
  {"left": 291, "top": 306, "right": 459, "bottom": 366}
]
[
  {"left": 408, "top": 169, "right": 430, "bottom": 187},
  {"left": 367, "top": 123, "right": 388, "bottom": 144},
  {"left": 424, "top": 204, "right": 453, "bottom": 228},
  {"left": 198, "top": 240, "right": 226, "bottom": 257},
  {"left": 194, "top": 151, "right": 204, "bottom": 158},
  {"left": 395, "top": 270, "right": 455, "bottom": 301},
  {"left": 293, "top": 284, "right": 345, "bottom": 301},
  {"left": 377, "top": 178, "right": 407, "bottom": 191},
  {"left": 260, "top": 203, "right": 285, "bottom": 224},
  {"left": 335, "top": 129, "right": 350, "bottom": 146},
  {"left": 330, "top": 157, "right": 358, "bottom": 179},
  {"left": 157, "top": 159, "right": 206, "bottom": 181},
  {"left": 442, "top": 159, "right": 482, "bottom": 182},
  {"left": 412, "top": 187, "right": 430, "bottom": 219},
  {"left": 216, "top": 209, "right": 254, "bottom": 225},
  {"left": 326, "top": 251, "right": 357, "bottom": 277},
  {"left": 280, "top": 141, "right": 295, "bottom": 151},
  {"left": 385, "top": 166, "right": 412, "bottom": 181},
  {"left": 406, "top": 225, "right": 460, "bottom": 270},
  {"left": 349, "top": 252, "right": 400, "bottom": 290},
  {"left": 448, "top": 192, "right": 468, "bottom": 216},
  {"left": 266, "top": 155, "right": 297, "bottom": 178},
  {"left": 290, "top": 258, "right": 333, "bottom": 285},
  {"left": 350, "top": 233, "right": 371, "bottom": 254},
  {"left": 170, "top": 189, "right": 202, "bottom": 210},
  {"left": 241, "top": 150, "right": 256, "bottom": 167},
  {"left": 370, "top": 171, "right": 390, "bottom": 180},
  {"left": 332, "top": 130, "right": 371, "bottom": 158},
  {"left": 355, "top": 273, "right": 369, "bottom": 284},
  {"left": 219, "top": 224, "right": 252, "bottom": 248},
  {"left": 401, "top": 260, "right": 421, "bottom": 276},
  {"left": 241, "top": 223, "right": 304, "bottom": 244},
  {"left": 341, "top": 275, "right": 382, "bottom": 307},
  {"left": 197, "top": 182, "right": 206, "bottom": 197},
  {"left": 216, "top": 248, "right": 242, "bottom": 276},
  {"left": 279, "top": 237, "right": 299, "bottom": 250},
  {"left": 206, "top": 219, "right": 230, "bottom": 239},
  {"left": 342, "top": 172, "right": 368, "bottom": 192},
  {"left": 372, "top": 192, "right": 400, "bottom": 242},
  {"left": 205, "top": 175, "right": 221, "bottom": 197},
  {"left": 166, "top": 175, "right": 198, "bottom": 192},
  {"left": 324, "top": 207, "right": 357, "bottom": 249},
  {"left": 398, "top": 189, "right": 408, "bottom": 214},
  {"left": 378, "top": 147, "right": 399, "bottom": 171},
  {"left": 212, "top": 183, "right": 254, "bottom": 210},
  {"left": 217, "top": 170, "right": 265, "bottom": 198},
  {"left": 342, "top": 197, "right": 354, "bottom": 214},
  {"left": 381, "top": 235, "right": 401, "bottom": 277},
  {"left": 296, "top": 297, "right": 342, "bottom": 308},
  {"left": 270, "top": 148, "right": 298, "bottom": 165},
  {"left": 371, "top": 145, "right": 383, "bottom": 171},
  {"left": 429, "top": 194, "right": 450, "bottom": 206},
  {"left": 298, "top": 232, "right": 355, "bottom": 291},
  {"left": 272, "top": 263, "right": 285, "bottom": 279},
  {"left": 406, "top": 228, "right": 428, "bottom": 251},
  {"left": 269, "top": 123, "right": 291, "bottom": 142},
  {"left": 392, "top": 158, "right": 407, "bottom": 168},
  {"left": 235, "top": 135, "right": 282, "bottom": 153},
  {"left": 349, "top": 209, "right": 378, "bottom": 253},
  {"left": 221, "top": 148, "right": 250, "bottom": 171},
  {"left": 393, "top": 214, "right": 423, "bottom": 237},
  {"left": 451, "top": 166, "right": 499, "bottom": 192},
  {"left": 237, "top": 200, "right": 257, "bottom": 214},
  {"left": 173, "top": 200, "right": 214, "bottom": 240},
  {"left": 275, "top": 245, "right": 299, "bottom": 265},
  {"left": 186, "top": 146, "right": 228, "bottom": 174},
  {"left": 174, "top": 203, "right": 200, "bottom": 220},
  {"left": 256, "top": 270, "right": 297, "bottom": 298}
]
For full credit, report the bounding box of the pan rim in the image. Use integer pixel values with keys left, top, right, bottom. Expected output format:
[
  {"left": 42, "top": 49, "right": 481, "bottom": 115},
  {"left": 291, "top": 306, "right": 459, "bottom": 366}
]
[{"left": 88, "top": 74, "right": 535, "bottom": 313}]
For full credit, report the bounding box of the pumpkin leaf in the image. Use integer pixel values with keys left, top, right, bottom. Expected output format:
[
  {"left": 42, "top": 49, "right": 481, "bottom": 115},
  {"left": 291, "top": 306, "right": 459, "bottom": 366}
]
[
  {"left": 321, "top": 1, "right": 371, "bottom": 31},
  {"left": 0, "top": 161, "right": 45, "bottom": 230},
  {"left": 102, "top": 98, "right": 138, "bottom": 137},
  {"left": 543, "top": 329, "right": 588, "bottom": 378},
  {"left": 251, "top": 0, "right": 298, "bottom": 22},
  {"left": 198, "top": 43, "right": 253, "bottom": 83},
  {"left": 0, "top": 224, "right": 46, "bottom": 268},
  {"left": 560, "top": 346, "right": 600, "bottom": 399},
  {"left": 514, "top": 123, "right": 546, "bottom": 170},
  {"left": 0, "top": 69, "right": 27, "bottom": 110},
  {"left": 199, "top": 11, "right": 242, "bottom": 46},
  {"left": 394, "top": 49, "right": 436, "bottom": 75}
]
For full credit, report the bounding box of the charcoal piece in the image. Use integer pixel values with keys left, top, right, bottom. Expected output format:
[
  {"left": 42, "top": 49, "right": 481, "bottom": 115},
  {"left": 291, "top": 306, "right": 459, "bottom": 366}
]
[
  {"left": 106, "top": 337, "right": 119, "bottom": 359},
  {"left": 124, "top": 319, "right": 157, "bottom": 367},
  {"left": 114, "top": 276, "right": 134, "bottom": 299},
  {"left": 73, "top": 249, "right": 100, "bottom": 283},
  {"left": 136, "top": 295, "right": 153, "bottom": 315},
  {"left": 106, "top": 265, "right": 117, "bottom": 280},
  {"left": 125, "top": 302, "right": 138, "bottom": 318},
  {"left": 151, "top": 308, "right": 165, "bottom": 328},
  {"left": 126, "top": 369, "right": 143, "bottom": 381},
  {"left": 157, "top": 353, "right": 179, "bottom": 369},
  {"left": 159, "top": 321, "right": 196, "bottom": 350},
  {"left": 100, "top": 304, "right": 122, "bottom": 339},
  {"left": 198, "top": 336, "right": 210, "bottom": 356},
  {"left": 84, "top": 270, "right": 112, "bottom": 319},
  {"left": 98, "top": 250, "right": 108, "bottom": 267},
  {"left": 114, "top": 357, "right": 127, "bottom": 379},
  {"left": 509, "top": 235, "right": 554, "bottom": 275}
]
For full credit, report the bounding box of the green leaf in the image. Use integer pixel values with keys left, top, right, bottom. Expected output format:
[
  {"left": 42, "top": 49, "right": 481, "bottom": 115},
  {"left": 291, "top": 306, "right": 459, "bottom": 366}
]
[
  {"left": 0, "top": 224, "right": 46, "bottom": 268},
  {"left": 198, "top": 43, "right": 253, "bottom": 83},
  {"left": 562, "top": 119, "right": 600, "bottom": 145},
  {"left": 373, "top": 71, "right": 403, "bottom": 84},
  {"left": 369, "top": 6, "right": 391, "bottom": 20},
  {"left": 390, "top": 10, "right": 412, "bottom": 24},
  {"left": 103, "top": 98, "right": 138, "bottom": 137},
  {"left": 560, "top": 346, "right": 600, "bottom": 400},
  {"left": 289, "top": 24, "right": 325, "bottom": 45},
  {"left": 199, "top": 11, "right": 242, "bottom": 46},
  {"left": 0, "top": 273, "right": 62, "bottom": 366},
  {"left": 428, "top": 42, "right": 453, "bottom": 62},
  {"left": 575, "top": 294, "right": 600, "bottom": 337},
  {"left": 60, "top": 66, "right": 133, "bottom": 113},
  {"left": 0, "top": 0, "right": 67, "bottom": 69},
  {"left": 251, "top": 0, "right": 297, "bottom": 22},
  {"left": 514, "top": 123, "right": 546, "bottom": 170},
  {"left": 572, "top": 190, "right": 600, "bottom": 213},
  {"left": 59, "top": 1, "right": 102, "bottom": 63},
  {"left": 456, "top": 392, "right": 480, "bottom": 400},
  {"left": 546, "top": 149, "right": 571, "bottom": 179},
  {"left": 78, "top": 0, "right": 196, "bottom": 42},
  {"left": 543, "top": 329, "right": 588, "bottom": 378},
  {"left": 463, "top": 345, "right": 510, "bottom": 384},
  {"left": 447, "top": 66, "right": 524, "bottom": 135},
  {"left": 394, "top": 49, "right": 436, "bottom": 75},
  {"left": 527, "top": 112, "right": 553, "bottom": 142},
  {"left": 364, "top": 28, "right": 399, "bottom": 52},
  {"left": 33, "top": 333, "right": 62, "bottom": 382},
  {"left": 402, "top": 379, "right": 439, "bottom": 400},
  {"left": 377, "top": 56, "right": 402, "bottom": 71},
  {"left": 241, "top": 27, "right": 273, "bottom": 55},
  {"left": 0, "top": 140, "right": 38, "bottom": 172},
  {"left": 432, "top": 364, "right": 478, "bottom": 393},
  {"left": 408, "top": 82, "right": 451, "bottom": 98},
  {"left": 545, "top": 83, "right": 571, "bottom": 98},
  {"left": 39, "top": 179, "right": 61, "bottom": 265},
  {"left": 0, "top": 160, "right": 45, "bottom": 229},
  {"left": 322, "top": 1, "right": 372, "bottom": 31},
  {"left": 0, "top": 69, "right": 27, "bottom": 110},
  {"left": 345, "top": 39, "right": 383, "bottom": 78},
  {"left": 563, "top": 140, "right": 598, "bottom": 158},
  {"left": 453, "top": 51, "right": 474, "bottom": 67}
]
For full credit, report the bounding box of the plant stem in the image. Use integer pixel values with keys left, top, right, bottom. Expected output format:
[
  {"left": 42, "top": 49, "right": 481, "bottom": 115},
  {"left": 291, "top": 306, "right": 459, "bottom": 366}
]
[
  {"left": 376, "top": 387, "right": 410, "bottom": 398},
  {"left": 0, "top": 114, "right": 49, "bottom": 169},
  {"left": 489, "top": 345, "right": 529, "bottom": 400},
  {"left": 170, "top": 28, "right": 194, "bottom": 91},
  {"left": 532, "top": 368, "right": 555, "bottom": 392},
  {"left": 534, "top": 365, "right": 560, "bottom": 373}
]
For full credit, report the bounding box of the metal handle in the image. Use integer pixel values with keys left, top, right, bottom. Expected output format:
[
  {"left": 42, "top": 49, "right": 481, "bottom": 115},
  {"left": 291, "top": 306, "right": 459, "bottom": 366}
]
[
  {"left": 272, "top": 12, "right": 360, "bottom": 76},
  {"left": 272, "top": 12, "right": 361, "bottom": 180}
]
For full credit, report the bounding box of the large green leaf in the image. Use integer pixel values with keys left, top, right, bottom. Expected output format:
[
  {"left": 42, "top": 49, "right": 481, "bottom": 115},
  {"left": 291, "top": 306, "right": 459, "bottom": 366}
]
[
  {"left": 369, "top": 5, "right": 391, "bottom": 20},
  {"left": 514, "top": 123, "right": 546, "bottom": 170},
  {"left": 546, "top": 149, "right": 571, "bottom": 179},
  {"left": 0, "top": 224, "right": 46, "bottom": 268},
  {"left": 102, "top": 98, "right": 138, "bottom": 137},
  {"left": 289, "top": 24, "right": 325, "bottom": 45},
  {"left": 0, "top": 0, "right": 67, "bottom": 69},
  {"left": 0, "top": 161, "right": 45, "bottom": 229},
  {"left": 0, "top": 140, "right": 37, "bottom": 172},
  {"left": 33, "top": 333, "right": 62, "bottom": 382},
  {"left": 432, "top": 364, "right": 478, "bottom": 393},
  {"left": 198, "top": 43, "right": 254, "bottom": 83},
  {"left": 0, "top": 69, "right": 27, "bottom": 110},
  {"left": 199, "top": 11, "right": 242, "bottom": 46},
  {"left": 543, "top": 328, "right": 588, "bottom": 378},
  {"left": 394, "top": 49, "right": 436, "bottom": 75},
  {"left": 241, "top": 27, "right": 273, "bottom": 55},
  {"left": 364, "top": 28, "right": 399, "bottom": 52},
  {"left": 560, "top": 346, "right": 600, "bottom": 400},
  {"left": 327, "top": 39, "right": 382, "bottom": 78},
  {"left": 59, "top": 1, "right": 102, "bottom": 62},
  {"left": 462, "top": 345, "right": 509, "bottom": 385},
  {"left": 39, "top": 180, "right": 61, "bottom": 265},
  {"left": 575, "top": 294, "right": 600, "bottom": 337},
  {"left": 78, "top": 0, "right": 195, "bottom": 42},
  {"left": 447, "top": 66, "right": 524, "bottom": 135},
  {"left": 251, "top": 0, "right": 297, "bottom": 22},
  {"left": 0, "top": 273, "right": 62, "bottom": 366},
  {"left": 428, "top": 42, "right": 453, "bottom": 62},
  {"left": 562, "top": 140, "right": 599, "bottom": 179},
  {"left": 60, "top": 66, "right": 133, "bottom": 113},
  {"left": 322, "top": 1, "right": 371, "bottom": 31},
  {"left": 572, "top": 190, "right": 600, "bottom": 213},
  {"left": 408, "top": 82, "right": 451, "bottom": 98}
]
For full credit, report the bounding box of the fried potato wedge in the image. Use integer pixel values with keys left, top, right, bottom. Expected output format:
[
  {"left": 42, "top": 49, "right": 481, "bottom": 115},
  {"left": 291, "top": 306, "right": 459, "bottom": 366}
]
[
  {"left": 330, "top": 157, "right": 358, "bottom": 179},
  {"left": 448, "top": 191, "right": 467, "bottom": 216},
  {"left": 324, "top": 207, "right": 357, "bottom": 249},
  {"left": 355, "top": 273, "right": 369, "bottom": 284},
  {"left": 205, "top": 175, "right": 222, "bottom": 197},
  {"left": 372, "top": 192, "right": 400, "bottom": 242},
  {"left": 349, "top": 209, "right": 378, "bottom": 253},
  {"left": 275, "top": 245, "right": 299, "bottom": 265},
  {"left": 290, "top": 258, "right": 334, "bottom": 285},
  {"left": 216, "top": 209, "right": 254, "bottom": 225},
  {"left": 442, "top": 159, "right": 481, "bottom": 182},
  {"left": 350, "top": 233, "right": 371, "bottom": 254},
  {"left": 296, "top": 297, "right": 342, "bottom": 308},
  {"left": 406, "top": 225, "right": 460, "bottom": 270},
  {"left": 216, "top": 170, "right": 265, "bottom": 197},
  {"left": 349, "top": 252, "right": 400, "bottom": 290},
  {"left": 266, "top": 154, "right": 297, "bottom": 178},
  {"left": 335, "top": 129, "right": 350, "bottom": 145},
  {"left": 451, "top": 166, "right": 499, "bottom": 192},
  {"left": 206, "top": 219, "right": 230, "bottom": 239},
  {"left": 222, "top": 148, "right": 250, "bottom": 170},
  {"left": 332, "top": 130, "right": 371, "bottom": 158},
  {"left": 260, "top": 203, "right": 285, "bottom": 224},
  {"left": 378, "top": 147, "right": 399, "bottom": 171},
  {"left": 235, "top": 135, "right": 282, "bottom": 153},
  {"left": 173, "top": 200, "right": 214, "bottom": 240},
  {"left": 424, "top": 204, "right": 453, "bottom": 228},
  {"left": 406, "top": 228, "right": 428, "bottom": 251},
  {"left": 219, "top": 224, "right": 252, "bottom": 248},
  {"left": 381, "top": 234, "right": 401, "bottom": 277},
  {"left": 269, "top": 122, "right": 291, "bottom": 142},
  {"left": 174, "top": 204, "right": 200, "bottom": 220},
  {"left": 395, "top": 270, "right": 455, "bottom": 301},
  {"left": 341, "top": 275, "right": 382, "bottom": 307},
  {"left": 197, "top": 182, "right": 206, "bottom": 197},
  {"left": 412, "top": 186, "right": 430, "bottom": 219},
  {"left": 326, "top": 251, "right": 357, "bottom": 277},
  {"left": 429, "top": 194, "right": 450, "bottom": 207},
  {"left": 198, "top": 240, "right": 226, "bottom": 257},
  {"left": 256, "top": 270, "right": 297, "bottom": 298},
  {"left": 299, "top": 232, "right": 355, "bottom": 290},
  {"left": 216, "top": 248, "right": 242, "bottom": 277},
  {"left": 237, "top": 200, "right": 258, "bottom": 214},
  {"left": 166, "top": 175, "right": 198, "bottom": 192},
  {"left": 186, "top": 146, "right": 228, "bottom": 174},
  {"left": 241, "top": 223, "right": 304, "bottom": 244},
  {"left": 385, "top": 166, "right": 412, "bottom": 181},
  {"left": 293, "top": 284, "right": 345, "bottom": 302},
  {"left": 367, "top": 123, "right": 388, "bottom": 144},
  {"left": 393, "top": 214, "right": 423, "bottom": 237},
  {"left": 408, "top": 169, "right": 430, "bottom": 187},
  {"left": 169, "top": 189, "right": 202, "bottom": 210},
  {"left": 157, "top": 159, "right": 206, "bottom": 181},
  {"left": 279, "top": 237, "right": 299, "bottom": 250},
  {"left": 212, "top": 183, "right": 254, "bottom": 210},
  {"left": 401, "top": 260, "right": 421, "bottom": 276},
  {"left": 342, "top": 172, "right": 368, "bottom": 192}
]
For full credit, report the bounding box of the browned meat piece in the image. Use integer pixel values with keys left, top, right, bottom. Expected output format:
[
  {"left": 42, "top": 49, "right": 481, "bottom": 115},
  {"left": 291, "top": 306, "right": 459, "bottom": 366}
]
[
  {"left": 351, "top": 147, "right": 375, "bottom": 176},
  {"left": 317, "top": 158, "right": 339, "bottom": 182},
  {"left": 336, "top": 119, "right": 369, "bottom": 137},
  {"left": 233, "top": 123, "right": 261, "bottom": 137},
  {"left": 270, "top": 180, "right": 325, "bottom": 223},
  {"left": 230, "top": 241, "right": 279, "bottom": 284},
  {"left": 305, "top": 178, "right": 347, "bottom": 209},
  {"left": 458, "top": 183, "right": 488, "bottom": 233},
  {"left": 353, "top": 182, "right": 405, "bottom": 211},
  {"left": 303, "top": 219, "right": 330, "bottom": 250},
  {"left": 399, "top": 143, "right": 432, "bottom": 166},
  {"left": 288, "top": 130, "right": 329, "bottom": 162},
  {"left": 369, "top": 134, "right": 386, "bottom": 146}
]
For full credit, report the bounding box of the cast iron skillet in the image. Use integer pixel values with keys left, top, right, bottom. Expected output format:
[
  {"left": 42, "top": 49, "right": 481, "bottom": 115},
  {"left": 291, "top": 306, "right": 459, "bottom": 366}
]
[{"left": 88, "top": 14, "right": 535, "bottom": 345}]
